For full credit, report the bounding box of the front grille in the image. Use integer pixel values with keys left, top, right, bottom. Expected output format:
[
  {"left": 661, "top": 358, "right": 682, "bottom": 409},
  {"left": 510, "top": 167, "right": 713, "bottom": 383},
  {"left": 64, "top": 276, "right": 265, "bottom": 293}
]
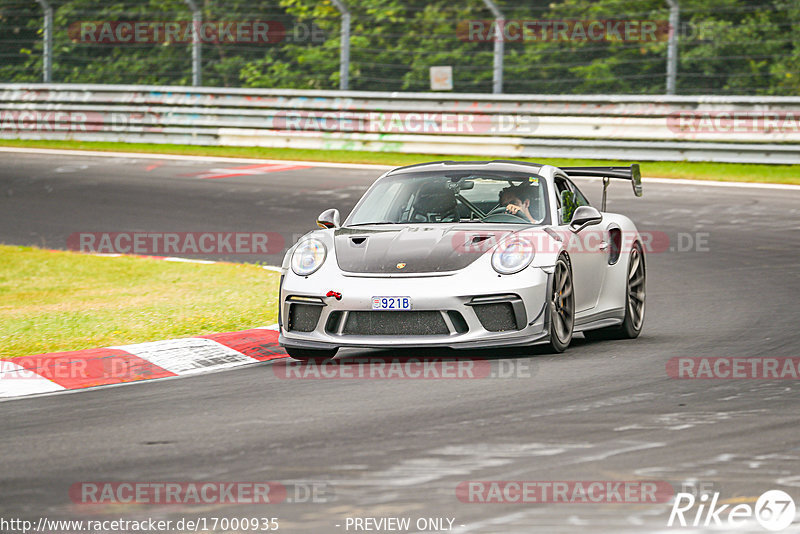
[
  {"left": 473, "top": 302, "right": 518, "bottom": 332},
  {"left": 342, "top": 311, "right": 449, "bottom": 336},
  {"left": 288, "top": 303, "right": 322, "bottom": 332}
]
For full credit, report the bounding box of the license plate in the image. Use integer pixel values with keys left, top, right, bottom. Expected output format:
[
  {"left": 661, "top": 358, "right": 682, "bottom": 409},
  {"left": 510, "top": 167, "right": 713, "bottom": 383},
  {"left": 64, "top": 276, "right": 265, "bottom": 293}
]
[{"left": 372, "top": 296, "right": 412, "bottom": 310}]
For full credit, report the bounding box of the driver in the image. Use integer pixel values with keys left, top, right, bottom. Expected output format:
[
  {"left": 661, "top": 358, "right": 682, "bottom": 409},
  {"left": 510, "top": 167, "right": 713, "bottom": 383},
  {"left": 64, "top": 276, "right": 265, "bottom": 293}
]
[{"left": 499, "top": 185, "right": 537, "bottom": 223}]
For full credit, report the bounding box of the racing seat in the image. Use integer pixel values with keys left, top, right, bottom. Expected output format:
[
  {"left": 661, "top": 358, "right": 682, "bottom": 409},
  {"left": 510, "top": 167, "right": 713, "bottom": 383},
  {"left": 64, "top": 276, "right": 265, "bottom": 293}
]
[{"left": 410, "top": 183, "right": 459, "bottom": 223}]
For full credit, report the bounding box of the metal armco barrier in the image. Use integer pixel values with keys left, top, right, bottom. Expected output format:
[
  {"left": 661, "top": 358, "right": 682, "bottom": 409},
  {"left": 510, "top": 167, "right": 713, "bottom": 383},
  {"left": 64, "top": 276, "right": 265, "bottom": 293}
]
[{"left": 2, "top": 84, "right": 799, "bottom": 164}]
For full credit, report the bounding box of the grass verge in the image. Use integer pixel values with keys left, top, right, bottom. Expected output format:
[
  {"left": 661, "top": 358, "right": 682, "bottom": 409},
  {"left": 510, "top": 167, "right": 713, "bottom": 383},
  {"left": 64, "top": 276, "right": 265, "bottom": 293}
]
[
  {"left": 0, "top": 245, "right": 280, "bottom": 358},
  {"left": 1, "top": 139, "right": 798, "bottom": 185}
]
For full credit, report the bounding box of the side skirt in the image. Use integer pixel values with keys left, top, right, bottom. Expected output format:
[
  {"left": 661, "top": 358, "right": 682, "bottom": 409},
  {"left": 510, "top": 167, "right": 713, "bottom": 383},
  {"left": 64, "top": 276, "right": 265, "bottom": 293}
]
[{"left": 574, "top": 307, "right": 625, "bottom": 332}]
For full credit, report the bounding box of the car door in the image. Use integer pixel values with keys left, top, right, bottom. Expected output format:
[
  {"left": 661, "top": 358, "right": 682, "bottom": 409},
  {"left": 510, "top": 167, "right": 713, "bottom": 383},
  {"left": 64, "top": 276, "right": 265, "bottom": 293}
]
[{"left": 554, "top": 174, "right": 607, "bottom": 313}]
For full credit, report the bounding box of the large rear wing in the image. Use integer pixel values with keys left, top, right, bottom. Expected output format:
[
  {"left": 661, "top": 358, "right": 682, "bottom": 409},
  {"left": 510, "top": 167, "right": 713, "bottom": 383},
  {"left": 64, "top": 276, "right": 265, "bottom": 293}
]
[{"left": 560, "top": 164, "right": 642, "bottom": 211}]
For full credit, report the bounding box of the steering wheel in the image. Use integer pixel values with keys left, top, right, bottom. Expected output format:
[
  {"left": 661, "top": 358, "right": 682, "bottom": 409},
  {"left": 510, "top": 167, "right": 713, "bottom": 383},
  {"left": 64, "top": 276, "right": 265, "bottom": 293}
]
[{"left": 482, "top": 204, "right": 530, "bottom": 223}]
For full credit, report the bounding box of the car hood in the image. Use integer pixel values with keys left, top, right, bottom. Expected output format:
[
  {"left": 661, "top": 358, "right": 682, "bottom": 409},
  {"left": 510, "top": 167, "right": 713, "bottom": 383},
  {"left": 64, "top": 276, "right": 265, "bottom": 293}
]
[{"left": 334, "top": 224, "right": 523, "bottom": 274}]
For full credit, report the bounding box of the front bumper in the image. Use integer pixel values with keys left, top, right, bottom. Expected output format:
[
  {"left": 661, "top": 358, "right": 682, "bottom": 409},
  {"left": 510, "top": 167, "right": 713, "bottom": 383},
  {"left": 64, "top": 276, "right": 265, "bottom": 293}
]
[{"left": 279, "top": 266, "right": 551, "bottom": 350}]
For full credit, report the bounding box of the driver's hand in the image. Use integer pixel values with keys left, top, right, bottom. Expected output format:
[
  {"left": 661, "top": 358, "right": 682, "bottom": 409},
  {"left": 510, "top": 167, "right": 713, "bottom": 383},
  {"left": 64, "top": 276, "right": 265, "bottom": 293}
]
[{"left": 506, "top": 203, "right": 533, "bottom": 222}]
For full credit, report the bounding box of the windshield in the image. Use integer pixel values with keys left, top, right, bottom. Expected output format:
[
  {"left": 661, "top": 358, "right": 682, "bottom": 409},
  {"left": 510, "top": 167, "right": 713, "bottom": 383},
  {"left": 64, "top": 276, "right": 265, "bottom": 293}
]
[{"left": 346, "top": 170, "right": 550, "bottom": 226}]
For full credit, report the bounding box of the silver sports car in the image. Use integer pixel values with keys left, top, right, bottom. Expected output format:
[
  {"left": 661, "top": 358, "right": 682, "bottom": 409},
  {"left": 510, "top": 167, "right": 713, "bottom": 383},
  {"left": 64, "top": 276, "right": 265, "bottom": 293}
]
[{"left": 278, "top": 160, "right": 645, "bottom": 360}]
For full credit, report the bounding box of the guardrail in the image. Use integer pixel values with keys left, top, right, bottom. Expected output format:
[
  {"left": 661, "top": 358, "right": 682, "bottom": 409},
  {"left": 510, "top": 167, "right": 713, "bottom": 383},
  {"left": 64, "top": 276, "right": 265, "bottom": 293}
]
[{"left": 2, "top": 84, "right": 799, "bottom": 164}]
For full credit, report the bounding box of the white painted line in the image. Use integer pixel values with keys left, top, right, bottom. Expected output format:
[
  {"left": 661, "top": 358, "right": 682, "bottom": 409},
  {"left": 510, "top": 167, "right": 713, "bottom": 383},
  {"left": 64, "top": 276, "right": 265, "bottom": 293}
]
[
  {"left": 551, "top": 174, "right": 800, "bottom": 192},
  {"left": 2, "top": 146, "right": 796, "bottom": 189},
  {"left": 0, "top": 361, "right": 65, "bottom": 398},
  {"left": 643, "top": 177, "right": 800, "bottom": 191},
  {"left": 83, "top": 251, "right": 282, "bottom": 270},
  {"left": 0, "top": 147, "right": 393, "bottom": 171},
  {"left": 163, "top": 257, "right": 217, "bottom": 264},
  {"left": 111, "top": 338, "right": 255, "bottom": 375},
  {"left": 570, "top": 175, "right": 800, "bottom": 191}
]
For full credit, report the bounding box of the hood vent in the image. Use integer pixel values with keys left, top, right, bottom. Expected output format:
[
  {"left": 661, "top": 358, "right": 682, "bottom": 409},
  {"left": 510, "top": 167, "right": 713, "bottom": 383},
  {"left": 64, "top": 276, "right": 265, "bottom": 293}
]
[{"left": 471, "top": 234, "right": 493, "bottom": 244}]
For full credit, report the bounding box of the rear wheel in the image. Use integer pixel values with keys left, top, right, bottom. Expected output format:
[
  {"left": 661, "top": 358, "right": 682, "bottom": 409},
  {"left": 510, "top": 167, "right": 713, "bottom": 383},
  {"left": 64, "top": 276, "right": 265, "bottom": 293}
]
[
  {"left": 584, "top": 243, "right": 646, "bottom": 340},
  {"left": 284, "top": 347, "right": 338, "bottom": 362},
  {"left": 547, "top": 255, "right": 574, "bottom": 353}
]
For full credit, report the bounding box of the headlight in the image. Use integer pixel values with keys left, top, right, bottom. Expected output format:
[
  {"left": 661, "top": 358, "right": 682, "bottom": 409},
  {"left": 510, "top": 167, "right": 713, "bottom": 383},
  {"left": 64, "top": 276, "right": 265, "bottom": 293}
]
[
  {"left": 491, "top": 237, "right": 534, "bottom": 274},
  {"left": 291, "top": 239, "right": 326, "bottom": 276}
]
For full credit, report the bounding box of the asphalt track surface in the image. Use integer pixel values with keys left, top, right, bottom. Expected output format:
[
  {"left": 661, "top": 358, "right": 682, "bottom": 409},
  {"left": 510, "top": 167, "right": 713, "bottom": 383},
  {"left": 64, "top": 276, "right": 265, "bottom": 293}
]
[{"left": 1, "top": 151, "right": 800, "bottom": 533}]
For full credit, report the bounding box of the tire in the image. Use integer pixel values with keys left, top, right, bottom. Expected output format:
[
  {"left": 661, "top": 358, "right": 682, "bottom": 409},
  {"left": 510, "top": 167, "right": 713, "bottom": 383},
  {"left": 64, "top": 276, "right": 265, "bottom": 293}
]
[
  {"left": 547, "top": 255, "right": 575, "bottom": 353},
  {"left": 284, "top": 347, "right": 338, "bottom": 362},
  {"left": 583, "top": 243, "right": 646, "bottom": 341}
]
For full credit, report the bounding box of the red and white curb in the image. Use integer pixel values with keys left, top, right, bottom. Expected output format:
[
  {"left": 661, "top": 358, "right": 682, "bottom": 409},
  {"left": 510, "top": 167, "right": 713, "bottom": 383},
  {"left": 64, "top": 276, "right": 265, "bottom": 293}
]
[{"left": 0, "top": 325, "right": 286, "bottom": 400}]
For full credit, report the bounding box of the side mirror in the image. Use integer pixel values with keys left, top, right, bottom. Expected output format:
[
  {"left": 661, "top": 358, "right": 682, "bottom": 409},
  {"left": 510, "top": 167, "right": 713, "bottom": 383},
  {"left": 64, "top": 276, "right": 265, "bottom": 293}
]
[
  {"left": 570, "top": 205, "right": 603, "bottom": 233},
  {"left": 316, "top": 208, "right": 340, "bottom": 229}
]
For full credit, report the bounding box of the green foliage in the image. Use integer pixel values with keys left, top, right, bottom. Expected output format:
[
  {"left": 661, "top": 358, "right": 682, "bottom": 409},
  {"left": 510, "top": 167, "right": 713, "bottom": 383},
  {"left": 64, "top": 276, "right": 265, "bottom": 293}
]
[{"left": 0, "top": 0, "right": 797, "bottom": 94}]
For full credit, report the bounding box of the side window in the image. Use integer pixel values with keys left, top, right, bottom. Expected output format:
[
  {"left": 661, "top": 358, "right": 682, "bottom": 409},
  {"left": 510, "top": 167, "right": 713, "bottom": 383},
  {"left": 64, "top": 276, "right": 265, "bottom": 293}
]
[
  {"left": 555, "top": 175, "right": 592, "bottom": 224},
  {"left": 554, "top": 176, "right": 570, "bottom": 199},
  {"left": 567, "top": 179, "right": 591, "bottom": 208},
  {"left": 554, "top": 175, "right": 577, "bottom": 224}
]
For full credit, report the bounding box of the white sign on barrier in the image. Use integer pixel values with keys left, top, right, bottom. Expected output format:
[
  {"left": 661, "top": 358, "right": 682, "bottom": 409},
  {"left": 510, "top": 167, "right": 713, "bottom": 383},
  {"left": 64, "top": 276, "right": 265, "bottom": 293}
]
[{"left": 430, "top": 66, "right": 453, "bottom": 91}]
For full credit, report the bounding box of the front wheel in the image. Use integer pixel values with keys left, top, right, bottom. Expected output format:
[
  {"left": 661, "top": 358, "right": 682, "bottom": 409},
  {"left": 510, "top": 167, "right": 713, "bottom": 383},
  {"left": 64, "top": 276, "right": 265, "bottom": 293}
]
[
  {"left": 284, "top": 347, "right": 338, "bottom": 362},
  {"left": 584, "top": 243, "right": 646, "bottom": 340},
  {"left": 547, "top": 255, "right": 575, "bottom": 353}
]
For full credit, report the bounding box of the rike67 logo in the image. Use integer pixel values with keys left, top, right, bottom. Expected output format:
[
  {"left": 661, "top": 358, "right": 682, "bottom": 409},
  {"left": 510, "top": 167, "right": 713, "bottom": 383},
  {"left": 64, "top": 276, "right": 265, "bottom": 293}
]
[{"left": 668, "top": 490, "right": 796, "bottom": 531}]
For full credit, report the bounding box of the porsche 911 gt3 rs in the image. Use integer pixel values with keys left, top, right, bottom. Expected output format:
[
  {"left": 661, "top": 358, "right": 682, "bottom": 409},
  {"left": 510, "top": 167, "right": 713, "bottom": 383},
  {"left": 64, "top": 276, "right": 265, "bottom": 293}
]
[{"left": 278, "top": 160, "right": 645, "bottom": 360}]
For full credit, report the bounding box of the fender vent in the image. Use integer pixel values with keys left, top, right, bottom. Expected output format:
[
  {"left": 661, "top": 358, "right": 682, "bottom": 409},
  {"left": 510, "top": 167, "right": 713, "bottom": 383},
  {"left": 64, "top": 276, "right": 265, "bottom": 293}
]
[{"left": 608, "top": 228, "right": 622, "bottom": 265}]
